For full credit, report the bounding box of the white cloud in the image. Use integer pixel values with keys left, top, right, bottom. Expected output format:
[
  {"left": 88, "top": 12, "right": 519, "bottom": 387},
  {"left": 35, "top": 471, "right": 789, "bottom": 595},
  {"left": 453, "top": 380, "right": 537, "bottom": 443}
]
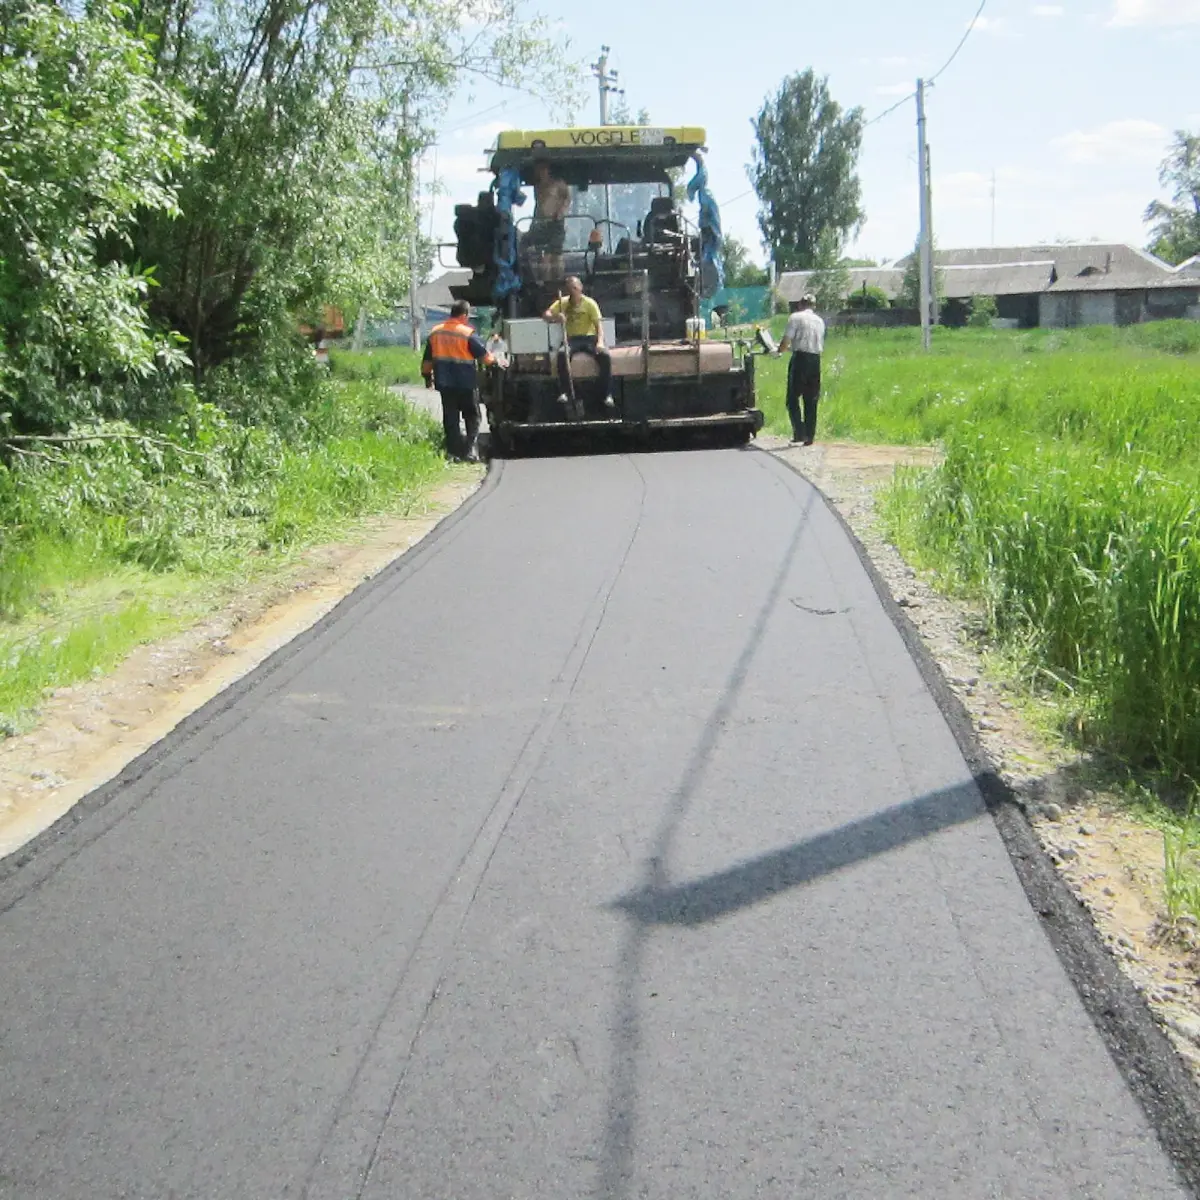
[
  {"left": 1108, "top": 0, "right": 1200, "bottom": 24},
  {"left": 1051, "top": 118, "right": 1167, "bottom": 163},
  {"left": 1031, "top": 4, "right": 1065, "bottom": 15},
  {"left": 973, "top": 14, "right": 1012, "bottom": 33},
  {"left": 879, "top": 54, "right": 911, "bottom": 66},
  {"left": 876, "top": 81, "right": 914, "bottom": 96}
]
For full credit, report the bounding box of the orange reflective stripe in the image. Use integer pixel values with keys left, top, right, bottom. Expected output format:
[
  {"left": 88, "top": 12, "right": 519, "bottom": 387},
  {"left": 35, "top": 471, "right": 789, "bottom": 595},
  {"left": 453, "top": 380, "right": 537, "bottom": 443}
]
[{"left": 428, "top": 322, "right": 476, "bottom": 363}]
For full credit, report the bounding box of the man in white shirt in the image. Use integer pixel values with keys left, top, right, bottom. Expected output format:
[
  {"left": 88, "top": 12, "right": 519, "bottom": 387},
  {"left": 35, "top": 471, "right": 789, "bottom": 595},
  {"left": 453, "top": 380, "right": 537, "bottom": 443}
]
[{"left": 777, "top": 292, "right": 826, "bottom": 446}]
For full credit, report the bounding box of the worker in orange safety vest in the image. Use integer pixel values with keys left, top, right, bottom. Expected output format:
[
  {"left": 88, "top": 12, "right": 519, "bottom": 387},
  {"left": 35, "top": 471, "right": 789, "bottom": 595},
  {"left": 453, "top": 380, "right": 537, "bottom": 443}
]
[{"left": 421, "top": 300, "right": 494, "bottom": 462}]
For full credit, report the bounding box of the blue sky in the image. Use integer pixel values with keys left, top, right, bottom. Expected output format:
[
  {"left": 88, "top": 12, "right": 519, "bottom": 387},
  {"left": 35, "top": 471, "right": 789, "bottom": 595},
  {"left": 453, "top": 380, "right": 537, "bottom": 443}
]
[{"left": 421, "top": 0, "right": 1200, "bottom": 268}]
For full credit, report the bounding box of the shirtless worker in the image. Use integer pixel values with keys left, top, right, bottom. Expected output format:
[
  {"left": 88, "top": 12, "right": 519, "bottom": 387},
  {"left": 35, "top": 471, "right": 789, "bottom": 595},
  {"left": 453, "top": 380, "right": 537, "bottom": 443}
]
[
  {"left": 528, "top": 158, "right": 570, "bottom": 282},
  {"left": 544, "top": 276, "right": 615, "bottom": 412}
]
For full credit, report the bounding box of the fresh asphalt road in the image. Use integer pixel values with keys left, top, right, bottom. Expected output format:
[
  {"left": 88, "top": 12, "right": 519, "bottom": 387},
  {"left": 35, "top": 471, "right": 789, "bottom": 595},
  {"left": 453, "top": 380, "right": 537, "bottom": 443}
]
[{"left": 0, "top": 449, "right": 1190, "bottom": 1199}]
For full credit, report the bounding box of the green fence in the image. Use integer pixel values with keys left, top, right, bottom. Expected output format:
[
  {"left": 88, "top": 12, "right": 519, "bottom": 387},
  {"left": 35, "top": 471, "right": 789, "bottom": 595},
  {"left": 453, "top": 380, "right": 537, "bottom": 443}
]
[{"left": 700, "top": 285, "right": 773, "bottom": 328}]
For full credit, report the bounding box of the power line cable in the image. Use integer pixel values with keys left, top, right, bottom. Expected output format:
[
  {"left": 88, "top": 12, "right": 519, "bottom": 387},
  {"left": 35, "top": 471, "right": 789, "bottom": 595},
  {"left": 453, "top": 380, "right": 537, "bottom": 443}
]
[
  {"left": 929, "top": 0, "right": 988, "bottom": 84},
  {"left": 721, "top": 188, "right": 756, "bottom": 207},
  {"left": 863, "top": 0, "right": 987, "bottom": 127},
  {"left": 865, "top": 91, "right": 915, "bottom": 128}
]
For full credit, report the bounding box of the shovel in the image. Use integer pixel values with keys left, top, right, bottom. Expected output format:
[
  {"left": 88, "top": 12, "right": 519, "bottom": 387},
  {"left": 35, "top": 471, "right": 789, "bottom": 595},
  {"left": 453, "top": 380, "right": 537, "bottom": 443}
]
[{"left": 558, "top": 296, "right": 585, "bottom": 422}]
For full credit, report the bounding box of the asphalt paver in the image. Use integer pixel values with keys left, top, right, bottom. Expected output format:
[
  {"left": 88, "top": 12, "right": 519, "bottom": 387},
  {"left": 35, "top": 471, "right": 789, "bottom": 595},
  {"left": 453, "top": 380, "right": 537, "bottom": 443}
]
[{"left": 0, "top": 449, "right": 1189, "bottom": 1198}]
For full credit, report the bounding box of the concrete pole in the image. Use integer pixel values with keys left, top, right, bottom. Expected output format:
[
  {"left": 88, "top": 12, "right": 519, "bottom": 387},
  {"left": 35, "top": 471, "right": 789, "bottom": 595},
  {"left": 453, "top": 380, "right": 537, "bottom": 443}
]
[
  {"left": 916, "top": 78, "right": 934, "bottom": 351},
  {"left": 926, "top": 141, "right": 938, "bottom": 328},
  {"left": 594, "top": 46, "right": 610, "bottom": 125},
  {"left": 402, "top": 95, "right": 421, "bottom": 351},
  {"left": 991, "top": 169, "right": 997, "bottom": 246}
]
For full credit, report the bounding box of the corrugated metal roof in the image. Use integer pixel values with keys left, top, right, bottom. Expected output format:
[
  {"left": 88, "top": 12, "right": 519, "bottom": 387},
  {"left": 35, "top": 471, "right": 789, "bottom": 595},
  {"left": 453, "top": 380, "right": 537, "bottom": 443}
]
[
  {"left": 896, "top": 242, "right": 1175, "bottom": 277},
  {"left": 415, "top": 269, "right": 472, "bottom": 309},
  {"left": 940, "top": 262, "right": 1054, "bottom": 299},
  {"left": 1045, "top": 271, "right": 1200, "bottom": 293},
  {"left": 778, "top": 269, "right": 903, "bottom": 301},
  {"left": 780, "top": 242, "right": 1199, "bottom": 301}
]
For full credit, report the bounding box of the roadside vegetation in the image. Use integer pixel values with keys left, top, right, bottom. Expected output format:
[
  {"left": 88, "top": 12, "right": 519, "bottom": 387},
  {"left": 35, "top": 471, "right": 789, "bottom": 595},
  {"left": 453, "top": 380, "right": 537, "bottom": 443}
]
[
  {"left": 0, "top": 1, "right": 573, "bottom": 734},
  {"left": 755, "top": 321, "right": 1200, "bottom": 915},
  {"left": 0, "top": 366, "right": 446, "bottom": 734},
  {"left": 327, "top": 346, "right": 424, "bottom": 387}
]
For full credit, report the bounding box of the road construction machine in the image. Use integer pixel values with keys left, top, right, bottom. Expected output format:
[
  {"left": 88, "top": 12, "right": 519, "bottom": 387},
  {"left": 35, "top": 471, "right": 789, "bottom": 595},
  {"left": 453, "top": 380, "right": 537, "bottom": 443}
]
[{"left": 448, "top": 125, "right": 764, "bottom": 453}]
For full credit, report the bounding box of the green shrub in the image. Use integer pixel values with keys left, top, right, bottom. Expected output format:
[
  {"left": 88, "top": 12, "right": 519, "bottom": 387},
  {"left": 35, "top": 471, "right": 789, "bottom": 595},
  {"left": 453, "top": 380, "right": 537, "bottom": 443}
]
[
  {"left": 845, "top": 286, "right": 890, "bottom": 311},
  {"left": 967, "top": 295, "right": 999, "bottom": 327}
]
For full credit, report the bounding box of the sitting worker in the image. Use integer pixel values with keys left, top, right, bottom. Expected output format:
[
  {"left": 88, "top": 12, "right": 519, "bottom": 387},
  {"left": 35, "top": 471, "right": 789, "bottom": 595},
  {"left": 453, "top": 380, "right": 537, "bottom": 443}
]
[
  {"left": 421, "top": 299, "right": 494, "bottom": 462},
  {"left": 544, "top": 275, "right": 614, "bottom": 411}
]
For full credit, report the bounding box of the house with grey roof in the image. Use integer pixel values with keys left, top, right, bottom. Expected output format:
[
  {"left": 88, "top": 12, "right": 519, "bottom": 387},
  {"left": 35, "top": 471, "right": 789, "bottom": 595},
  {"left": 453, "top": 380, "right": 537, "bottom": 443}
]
[{"left": 779, "top": 243, "right": 1200, "bottom": 328}]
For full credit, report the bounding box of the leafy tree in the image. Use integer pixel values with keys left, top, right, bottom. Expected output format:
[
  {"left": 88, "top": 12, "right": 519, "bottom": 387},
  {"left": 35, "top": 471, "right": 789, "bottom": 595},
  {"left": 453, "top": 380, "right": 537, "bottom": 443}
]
[
  {"left": 0, "top": 1, "right": 199, "bottom": 432},
  {"left": 809, "top": 228, "right": 850, "bottom": 313},
  {"left": 608, "top": 98, "right": 651, "bottom": 126},
  {"left": 1145, "top": 131, "right": 1200, "bottom": 265},
  {"left": 748, "top": 70, "right": 864, "bottom": 272},
  {"left": 721, "top": 235, "right": 769, "bottom": 288},
  {"left": 841, "top": 256, "right": 878, "bottom": 268},
  {"left": 128, "top": 0, "right": 577, "bottom": 378}
]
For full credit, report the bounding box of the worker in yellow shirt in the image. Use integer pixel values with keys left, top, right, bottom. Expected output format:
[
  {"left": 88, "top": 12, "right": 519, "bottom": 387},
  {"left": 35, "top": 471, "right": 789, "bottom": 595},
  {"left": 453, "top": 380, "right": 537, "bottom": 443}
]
[{"left": 544, "top": 276, "right": 615, "bottom": 411}]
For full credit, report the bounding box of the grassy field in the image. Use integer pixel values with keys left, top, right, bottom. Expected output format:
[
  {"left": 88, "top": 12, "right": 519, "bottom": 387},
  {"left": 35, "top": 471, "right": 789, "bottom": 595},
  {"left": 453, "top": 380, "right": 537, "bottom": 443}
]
[
  {"left": 752, "top": 318, "right": 1200, "bottom": 450},
  {"left": 0, "top": 376, "right": 448, "bottom": 733}
]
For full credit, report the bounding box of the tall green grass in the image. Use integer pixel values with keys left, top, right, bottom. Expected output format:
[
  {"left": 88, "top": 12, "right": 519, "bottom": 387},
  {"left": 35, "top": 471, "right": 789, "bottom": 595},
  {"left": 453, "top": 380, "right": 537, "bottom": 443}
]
[
  {"left": 797, "top": 323, "right": 1200, "bottom": 780},
  {"left": 328, "top": 345, "right": 424, "bottom": 386},
  {"left": 0, "top": 379, "right": 446, "bottom": 730}
]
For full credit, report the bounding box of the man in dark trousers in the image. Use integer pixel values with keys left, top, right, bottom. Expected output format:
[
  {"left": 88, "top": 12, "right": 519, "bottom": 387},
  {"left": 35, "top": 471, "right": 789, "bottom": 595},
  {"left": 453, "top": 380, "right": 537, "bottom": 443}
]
[
  {"left": 421, "top": 300, "right": 493, "bottom": 462},
  {"left": 777, "top": 292, "right": 826, "bottom": 446}
]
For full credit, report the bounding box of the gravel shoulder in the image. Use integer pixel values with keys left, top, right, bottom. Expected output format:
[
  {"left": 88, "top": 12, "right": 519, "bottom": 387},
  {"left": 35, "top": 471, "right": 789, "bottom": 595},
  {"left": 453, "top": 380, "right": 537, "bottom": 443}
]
[{"left": 769, "top": 435, "right": 1200, "bottom": 1086}]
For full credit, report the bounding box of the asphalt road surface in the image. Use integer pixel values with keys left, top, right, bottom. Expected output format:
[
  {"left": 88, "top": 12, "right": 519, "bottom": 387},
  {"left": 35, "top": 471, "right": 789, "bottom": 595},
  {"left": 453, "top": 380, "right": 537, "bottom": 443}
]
[{"left": 0, "top": 449, "right": 1192, "bottom": 1198}]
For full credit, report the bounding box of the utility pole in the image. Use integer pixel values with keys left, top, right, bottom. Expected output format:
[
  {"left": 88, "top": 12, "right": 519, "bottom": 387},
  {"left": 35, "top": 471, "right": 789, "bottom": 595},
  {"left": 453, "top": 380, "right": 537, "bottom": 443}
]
[
  {"left": 916, "top": 78, "right": 934, "bottom": 351},
  {"left": 402, "top": 94, "right": 421, "bottom": 351},
  {"left": 990, "top": 169, "right": 997, "bottom": 246},
  {"left": 591, "top": 46, "right": 623, "bottom": 125}
]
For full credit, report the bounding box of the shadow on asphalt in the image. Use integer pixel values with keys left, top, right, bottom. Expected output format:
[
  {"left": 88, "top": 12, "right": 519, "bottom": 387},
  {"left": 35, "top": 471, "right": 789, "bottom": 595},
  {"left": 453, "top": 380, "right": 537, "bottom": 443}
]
[{"left": 611, "top": 781, "right": 985, "bottom": 929}]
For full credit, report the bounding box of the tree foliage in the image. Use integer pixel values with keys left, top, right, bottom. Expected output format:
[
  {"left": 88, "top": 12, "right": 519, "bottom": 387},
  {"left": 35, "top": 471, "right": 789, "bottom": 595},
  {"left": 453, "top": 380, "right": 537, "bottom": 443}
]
[
  {"left": 128, "top": 0, "right": 576, "bottom": 376},
  {"left": 748, "top": 70, "right": 864, "bottom": 272},
  {"left": 1145, "top": 131, "right": 1200, "bottom": 265},
  {"left": 808, "top": 228, "right": 850, "bottom": 313},
  {"left": 721, "top": 235, "right": 769, "bottom": 288},
  {"left": 0, "top": 1, "right": 199, "bottom": 432},
  {"left": 844, "top": 285, "right": 889, "bottom": 312},
  {"left": 1, "top": 0, "right": 576, "bottom": 433}
]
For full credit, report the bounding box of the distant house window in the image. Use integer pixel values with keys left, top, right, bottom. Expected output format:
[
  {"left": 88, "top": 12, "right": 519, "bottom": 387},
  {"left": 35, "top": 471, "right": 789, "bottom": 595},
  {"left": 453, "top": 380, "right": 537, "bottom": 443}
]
[{"left": 1078, "top": 265, "right": 1105, "bottom": 276}]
